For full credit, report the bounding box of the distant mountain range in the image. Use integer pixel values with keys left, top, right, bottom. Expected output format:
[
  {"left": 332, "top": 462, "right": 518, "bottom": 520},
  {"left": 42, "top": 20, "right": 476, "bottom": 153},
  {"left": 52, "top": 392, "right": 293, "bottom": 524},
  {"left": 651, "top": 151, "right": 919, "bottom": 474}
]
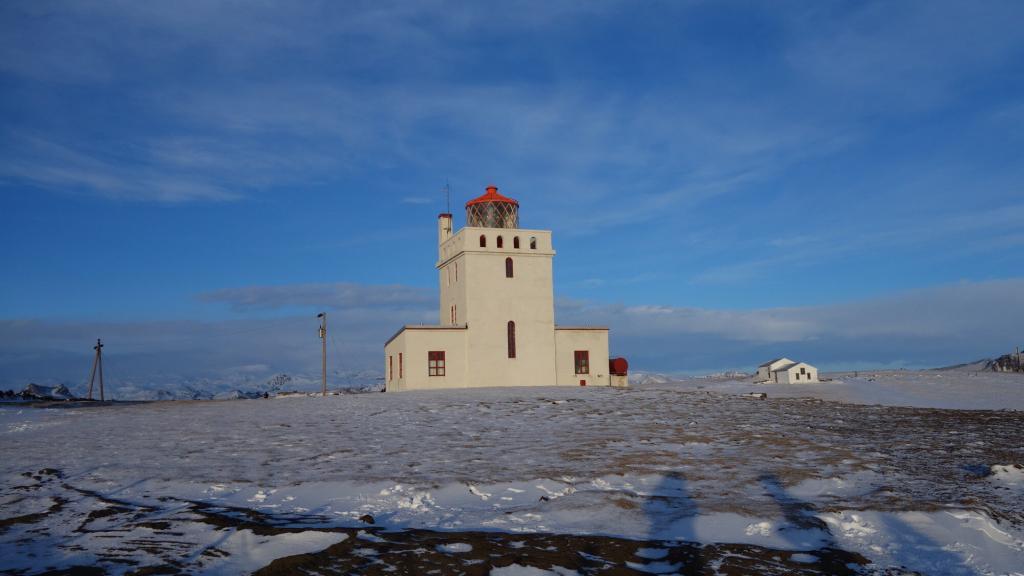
[
  {"left": 1, "top": 370, "right": 385, "bottom": 402},
  {"left": 939, "top": 351, "right": 1023, "bottom": 373}
]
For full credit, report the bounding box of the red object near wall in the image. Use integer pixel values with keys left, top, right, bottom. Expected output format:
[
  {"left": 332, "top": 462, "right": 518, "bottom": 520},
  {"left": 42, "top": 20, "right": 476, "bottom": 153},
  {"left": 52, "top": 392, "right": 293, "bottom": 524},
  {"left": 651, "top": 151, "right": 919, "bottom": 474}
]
[{"left": 609, "top": 357, "right": 629, "bottom": 376}]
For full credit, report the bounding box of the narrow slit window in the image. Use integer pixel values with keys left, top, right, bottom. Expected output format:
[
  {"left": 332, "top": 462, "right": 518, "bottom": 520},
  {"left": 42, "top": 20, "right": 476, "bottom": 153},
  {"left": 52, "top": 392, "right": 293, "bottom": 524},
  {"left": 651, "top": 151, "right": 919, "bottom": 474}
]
[
  {"left": 513, "top": 237, "right": 520, "bottom": 249},
  {"left": 574, "top": 351, "right": 590, "bottom": 375},
  {"left": 399, "top": 353, "right": 403, "bottom": 378},
  {"left": 479, "top": 235, "right": 487, "bottom": 248},
  {"left": 428, "top": 351, "right": 446, "bottom": 376},
  {"left": 505, "top": 257, "right": 514, "bottom": 278},
  {"left": 507, "top": 321, "right": 516, "bottom": 359},
  {"left": 389, "top": 355, "right": 393, "bottom": 381},
  {"left": 497, "top": 236, "right": 504, "bottom": 248}
]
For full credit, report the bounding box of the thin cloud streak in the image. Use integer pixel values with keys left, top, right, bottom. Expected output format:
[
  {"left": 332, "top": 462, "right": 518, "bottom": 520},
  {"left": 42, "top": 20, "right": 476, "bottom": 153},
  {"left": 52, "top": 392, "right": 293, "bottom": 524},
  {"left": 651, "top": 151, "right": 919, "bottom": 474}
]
[
  {"left": 2, "top": 279, "right": 1021, "bottom": 390},
  {"left": 197, "top": 283, "right": 436, "bottom": 312}
]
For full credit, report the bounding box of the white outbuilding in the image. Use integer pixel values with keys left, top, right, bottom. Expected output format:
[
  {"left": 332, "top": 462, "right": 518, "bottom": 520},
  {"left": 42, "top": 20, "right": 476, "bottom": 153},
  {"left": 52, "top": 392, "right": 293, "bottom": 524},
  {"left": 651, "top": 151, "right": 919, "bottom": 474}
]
[{"left": 755, "top": 358, "right": 819, "bottom": 384}]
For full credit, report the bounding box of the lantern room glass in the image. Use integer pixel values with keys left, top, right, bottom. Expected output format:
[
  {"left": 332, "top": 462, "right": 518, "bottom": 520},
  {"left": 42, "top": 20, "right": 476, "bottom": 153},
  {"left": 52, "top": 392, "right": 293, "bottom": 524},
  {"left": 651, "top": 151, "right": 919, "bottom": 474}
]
[{"left": 467, "top": 201, "right": 518, "bottom": 229}]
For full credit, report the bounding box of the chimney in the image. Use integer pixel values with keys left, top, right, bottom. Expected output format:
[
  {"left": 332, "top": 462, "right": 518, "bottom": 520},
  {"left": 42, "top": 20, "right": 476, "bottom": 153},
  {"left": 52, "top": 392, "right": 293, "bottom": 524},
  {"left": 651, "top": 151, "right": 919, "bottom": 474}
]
[{"left": 438, "top": 212, "right": 453, "bottom": 253}]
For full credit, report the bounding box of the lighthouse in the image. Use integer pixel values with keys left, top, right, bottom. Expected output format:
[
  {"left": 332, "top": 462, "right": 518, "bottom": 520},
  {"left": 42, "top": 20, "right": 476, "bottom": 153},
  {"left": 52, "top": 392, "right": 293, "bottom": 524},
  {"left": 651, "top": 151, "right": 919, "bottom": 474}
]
[{"left": 384, "top": 185, "right": 612, "bottom": 391}]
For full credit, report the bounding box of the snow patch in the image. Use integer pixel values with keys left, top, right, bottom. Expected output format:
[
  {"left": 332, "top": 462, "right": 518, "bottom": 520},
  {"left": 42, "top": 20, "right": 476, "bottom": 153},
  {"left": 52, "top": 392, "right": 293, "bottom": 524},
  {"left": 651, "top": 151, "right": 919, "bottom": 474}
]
[{"left": 820, "top": 509, "right": 1024, "bottom": 576}]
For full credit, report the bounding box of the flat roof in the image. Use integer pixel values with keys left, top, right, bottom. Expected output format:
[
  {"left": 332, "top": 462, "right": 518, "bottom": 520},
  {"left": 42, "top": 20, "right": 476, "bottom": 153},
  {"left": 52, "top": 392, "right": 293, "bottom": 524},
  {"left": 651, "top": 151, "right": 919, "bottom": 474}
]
[{"left": 385, "top": 324, "right": 468, "bottom": 347}]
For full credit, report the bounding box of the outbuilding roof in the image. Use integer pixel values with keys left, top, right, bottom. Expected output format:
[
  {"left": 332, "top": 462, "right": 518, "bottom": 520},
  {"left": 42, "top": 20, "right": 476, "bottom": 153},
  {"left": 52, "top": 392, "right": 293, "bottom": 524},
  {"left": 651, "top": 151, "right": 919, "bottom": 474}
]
[{"left": 771, "top": 361, "right": 814, "bottom": 373}]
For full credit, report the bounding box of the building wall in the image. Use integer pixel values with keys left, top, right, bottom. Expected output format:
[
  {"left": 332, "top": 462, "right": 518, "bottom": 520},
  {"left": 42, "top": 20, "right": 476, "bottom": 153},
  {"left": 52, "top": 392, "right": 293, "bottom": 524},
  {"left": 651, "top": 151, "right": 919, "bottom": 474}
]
[
  {"left": 554, "top": 328, "right": 610, "bottom": 387},
  {"left": 756, "top": 358, "right": 794, "bottom": 383},
  {"left": 387, "top": 221, "right": 609, "bottom": 391},
  {"left": 384, "top": 327, "right": 468, "bottom": 391},
  {"left": 438, "top": 253, "right": 467, "bottom": 326},
  {"left": 775, "top": 363, "right": 818, "bottom": 384},
  {"left": 463, "top": 250, "right": 557, "bottom": 388}
]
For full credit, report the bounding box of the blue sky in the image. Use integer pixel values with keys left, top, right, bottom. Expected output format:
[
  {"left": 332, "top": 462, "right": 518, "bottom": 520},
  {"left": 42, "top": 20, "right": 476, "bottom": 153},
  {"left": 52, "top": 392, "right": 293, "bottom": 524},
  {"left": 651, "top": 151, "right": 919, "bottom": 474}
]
[{"left": 1, "top": 1, "right": 1023, "bottom": 389}]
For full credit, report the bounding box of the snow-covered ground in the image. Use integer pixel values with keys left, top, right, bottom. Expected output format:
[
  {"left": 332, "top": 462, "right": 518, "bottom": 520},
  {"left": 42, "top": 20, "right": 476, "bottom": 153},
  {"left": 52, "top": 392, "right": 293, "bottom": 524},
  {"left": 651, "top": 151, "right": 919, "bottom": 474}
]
[
  {"left": 2, "top": 373, "right": 1023, "bottom": 574},
  {"left": 646, "top": 369, "right": 1024, "bottom": 410}
]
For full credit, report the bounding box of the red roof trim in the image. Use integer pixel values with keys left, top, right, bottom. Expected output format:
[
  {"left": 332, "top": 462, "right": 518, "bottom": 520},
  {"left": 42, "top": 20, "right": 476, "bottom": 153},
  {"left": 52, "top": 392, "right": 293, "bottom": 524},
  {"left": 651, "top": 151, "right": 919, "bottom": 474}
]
[{"left": 465, "top": 185, "right": 519, "bottom": 207}]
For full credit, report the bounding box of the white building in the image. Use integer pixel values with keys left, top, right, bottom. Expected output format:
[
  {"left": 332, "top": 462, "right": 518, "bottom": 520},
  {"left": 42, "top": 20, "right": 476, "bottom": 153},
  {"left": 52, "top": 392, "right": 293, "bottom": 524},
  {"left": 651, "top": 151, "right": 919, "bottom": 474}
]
[
  {"left": 755, "top": 358, "right": 819, "bottom": 384},
  {"left": 384, "top": 185, "right": 613, "bottom": 391}
]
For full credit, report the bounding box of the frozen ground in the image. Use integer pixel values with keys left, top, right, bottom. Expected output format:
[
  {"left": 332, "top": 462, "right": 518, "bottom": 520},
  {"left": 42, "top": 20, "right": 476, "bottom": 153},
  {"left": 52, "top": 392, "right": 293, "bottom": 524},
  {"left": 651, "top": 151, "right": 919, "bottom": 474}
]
[
  {"left": 2, "top": 374, "right": 1023, "bottom": 575},
  {"left": 651, "top": 370, "right": 1024, "bottom": 410}
]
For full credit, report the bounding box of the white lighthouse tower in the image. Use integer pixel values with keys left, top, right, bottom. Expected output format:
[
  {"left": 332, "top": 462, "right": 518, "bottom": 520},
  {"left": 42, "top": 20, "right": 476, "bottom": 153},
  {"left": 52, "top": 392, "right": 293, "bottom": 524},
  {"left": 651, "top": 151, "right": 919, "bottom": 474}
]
[{"left": 384, "top": 185, "right": 611, "bottom": 391}]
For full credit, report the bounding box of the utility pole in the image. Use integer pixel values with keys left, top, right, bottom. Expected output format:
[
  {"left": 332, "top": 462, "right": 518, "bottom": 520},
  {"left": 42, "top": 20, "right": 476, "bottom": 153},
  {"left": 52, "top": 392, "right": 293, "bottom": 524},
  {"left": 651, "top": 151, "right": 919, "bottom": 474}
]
[
  {"left": 87, "top": 338, "right": 105, "bottom": 401},
  {"left": 317, "top": 313, "right": 327, "bottom": 396}
]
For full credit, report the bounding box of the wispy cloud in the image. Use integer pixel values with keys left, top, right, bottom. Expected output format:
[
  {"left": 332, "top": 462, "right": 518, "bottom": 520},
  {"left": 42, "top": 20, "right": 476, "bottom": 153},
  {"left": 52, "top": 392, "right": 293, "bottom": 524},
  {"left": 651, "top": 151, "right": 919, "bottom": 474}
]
[
  {"left": 401, "top": 196, "right": 435, "bottom": 205},
  {"left": 784, "top": 1, "right": 1024, "bottom": 111},
  {"left": 0, "top": 134, "right": 240, "bottom": 202},
  {"left": 3, "top": 278, "right": 1021, "bottom": 389},
  {"left": 692, "top": 203, "right": 1024, "bottom": 284},
  {"left": 197, "top": 282, "right": 435, "bottom": 312},
  {"left": 558, "top": 279, "right": 1024, "bottom": 372}
]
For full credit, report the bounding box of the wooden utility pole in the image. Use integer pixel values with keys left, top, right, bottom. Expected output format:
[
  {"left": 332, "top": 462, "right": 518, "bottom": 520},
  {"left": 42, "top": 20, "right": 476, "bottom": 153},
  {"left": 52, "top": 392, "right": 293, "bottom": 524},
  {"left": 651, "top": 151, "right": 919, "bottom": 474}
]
[
  {"left": 87, "top": 338, "right": 105, "bottom": 401},
  {"left": 317, "top": 313, "right": 327, "bottom": 396}
]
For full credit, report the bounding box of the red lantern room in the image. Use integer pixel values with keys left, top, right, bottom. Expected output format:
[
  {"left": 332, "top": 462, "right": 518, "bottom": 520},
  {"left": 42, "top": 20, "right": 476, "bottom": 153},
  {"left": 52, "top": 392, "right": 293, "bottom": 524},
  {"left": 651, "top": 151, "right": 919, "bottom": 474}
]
[{"left": 466, "top": 185, "right": 519, "bottom": 229}]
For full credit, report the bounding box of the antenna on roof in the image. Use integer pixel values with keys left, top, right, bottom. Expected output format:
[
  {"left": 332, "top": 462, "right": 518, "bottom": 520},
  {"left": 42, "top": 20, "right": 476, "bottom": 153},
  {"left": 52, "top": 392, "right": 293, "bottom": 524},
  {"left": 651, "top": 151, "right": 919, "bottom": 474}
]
[{"left": 444, "top": 178, "right": 451, "bottom": 214}]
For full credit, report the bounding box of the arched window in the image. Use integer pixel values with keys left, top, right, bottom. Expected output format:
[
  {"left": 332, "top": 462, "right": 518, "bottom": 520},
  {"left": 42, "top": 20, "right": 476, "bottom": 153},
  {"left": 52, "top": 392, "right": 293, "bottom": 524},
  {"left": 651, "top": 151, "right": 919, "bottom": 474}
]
[
  {"left": 513, "top": 237, "right": 520, "bottom": 249},
  {"left": 529, "top": 236, "right": 537, "bottom": 249},
  {"left": 507, "top": 321, "right": 516, "bottom": 359},
  {"left": 479, "top": 235, "right": 487, "bottom": 248},
  {"left": 505, "top": 257, "right": 514, "bottom": 278},
  {"left": 497, "top": 236, "right": 504, "bottom": 248}
]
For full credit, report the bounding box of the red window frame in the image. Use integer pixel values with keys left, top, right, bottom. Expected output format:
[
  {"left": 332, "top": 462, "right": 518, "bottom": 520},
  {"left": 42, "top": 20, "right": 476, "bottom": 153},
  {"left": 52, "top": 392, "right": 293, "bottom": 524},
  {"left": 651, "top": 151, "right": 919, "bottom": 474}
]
[
  {"left": 428, "top": 351, "right": 446, "bottom": 376},
  {"left": 574, "top": 350, "right": 590, "bottom": 375},
  {"left": 507, "top": 321, "right": 516, "bottom": 359}
]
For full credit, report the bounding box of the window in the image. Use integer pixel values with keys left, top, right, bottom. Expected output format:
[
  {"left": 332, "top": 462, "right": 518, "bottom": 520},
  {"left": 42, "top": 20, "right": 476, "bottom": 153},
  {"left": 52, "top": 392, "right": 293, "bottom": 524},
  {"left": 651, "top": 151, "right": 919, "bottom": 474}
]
[
  {"left": 479, "top": 235, "right": 487, "bottom": 248},
  {"left": 795, "top": 373, "right": 800, "bottom": 380},
  {"left": 450, "top": 305, "right": 455, "bottom": 324},
  {"left": 800, "top": 367, "right": 806, "bottom": 374},
  {"left": 497, "top": 236, "right": 504, "bottom": 248},
  {"left": 455, "top": 262, "right": 458, "bottom": 281},
  {"left": 399, "top": 353, "right": 403, "bottom": 378},
  {"left": 505, "top": 257, "right": 514, "bottom": 278},
  {"left": 574, "top": 351, "right": 590, "bottom": 374},
  {"left": 507, "top": 321, "right": 516, "bottom": 358},
  {"left": 513, "top": 237, "right": 520, "bottom": 249},
  {"left": 529, "top": 236, "right": 537, "bottom": 249},
  {"left": 389, "top": 355, "right": 393, "bottom": 381},
  {"left": 454, "top": 304, "right": 457, "bottom": 324},
  {"left": 428, "top": 351, "right": 446, "bottom": 376}
]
